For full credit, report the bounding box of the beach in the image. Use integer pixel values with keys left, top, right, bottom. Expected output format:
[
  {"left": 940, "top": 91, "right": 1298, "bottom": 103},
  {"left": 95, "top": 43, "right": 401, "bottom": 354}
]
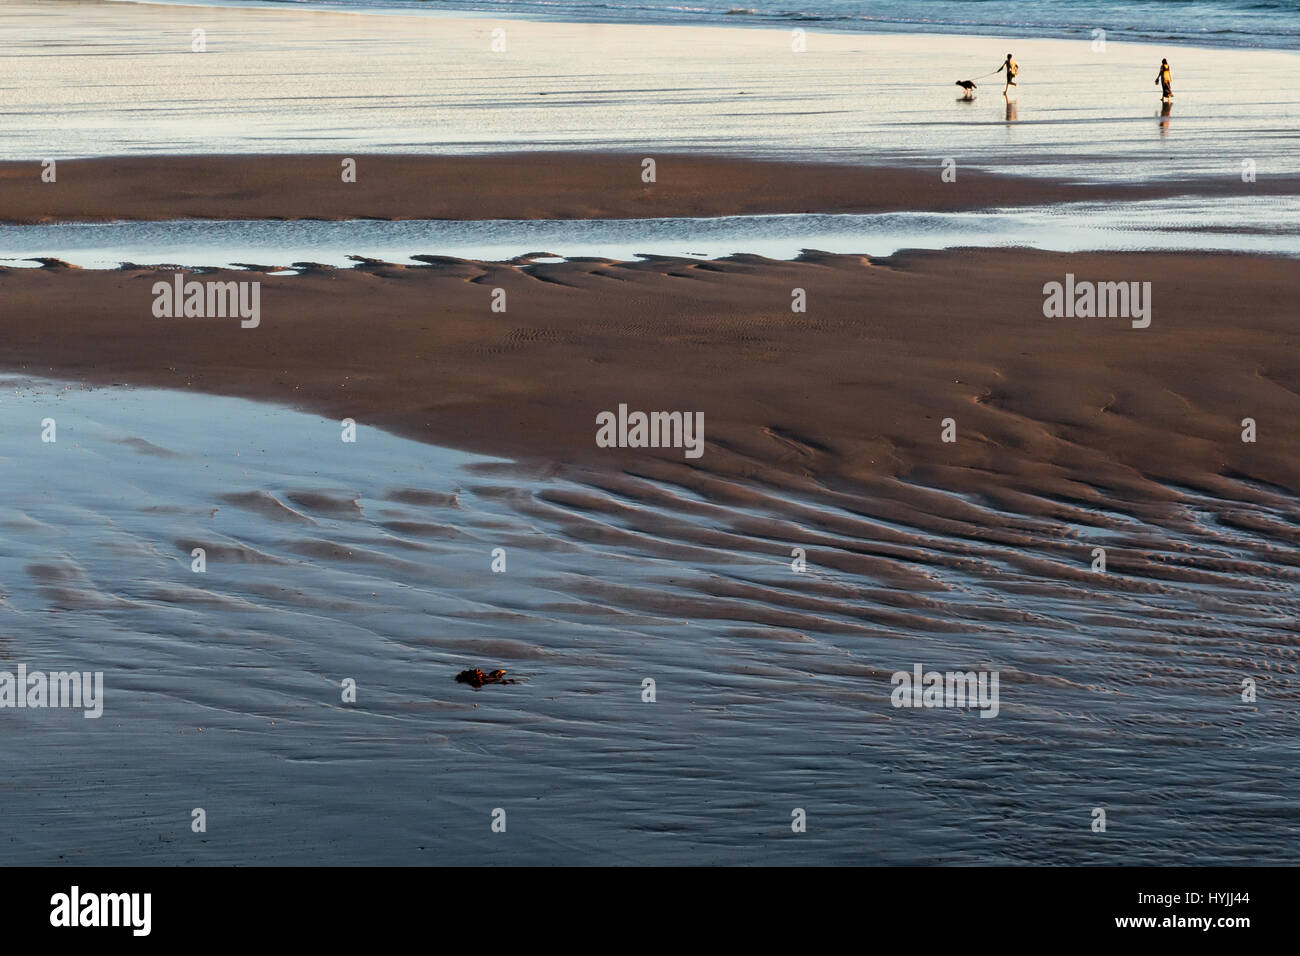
[
  {"left": 11, "top": 153, "right": 1288, "bottom": 224},
  {"left": 7, "top": 0, "right": 1300, "bottom": 182},
  {"left": 1, "top": 0, "right": 1298, "bottom": 867},
  {"left": 5, "top": 376, "right": 1291, "bottom": 866},
  {"left": 6, "top": 249, "right": 1300, "bottom": 503}
]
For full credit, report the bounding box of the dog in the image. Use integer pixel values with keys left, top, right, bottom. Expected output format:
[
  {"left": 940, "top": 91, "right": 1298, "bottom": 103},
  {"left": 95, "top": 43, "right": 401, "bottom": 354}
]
[{"left": 955, "top": 80, "right": 978, "bottom": 92}]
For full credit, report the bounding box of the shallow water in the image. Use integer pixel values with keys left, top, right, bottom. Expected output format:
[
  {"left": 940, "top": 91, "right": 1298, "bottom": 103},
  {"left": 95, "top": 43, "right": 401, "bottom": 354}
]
[
  {"left": 1, "top": 378, "right": 1297, "bottom": 863},
  {"left": 122, "top": 0, "right": 1300, "bottom": 51},
  {"left": 10, "top": 2, "right": 1300, "bottom": 183},
  {"left": 4, "top": 196, "right": 1299, "bottom": 268}
]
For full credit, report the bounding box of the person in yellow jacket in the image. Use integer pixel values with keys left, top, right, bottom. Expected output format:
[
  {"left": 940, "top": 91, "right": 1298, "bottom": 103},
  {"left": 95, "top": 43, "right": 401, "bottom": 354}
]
[
  {"left": 1156, "top": 58, "right": 1173, "bottom": 99},
  {"left": 997, "top": 53, "right": 1019, "bottom": 93}
]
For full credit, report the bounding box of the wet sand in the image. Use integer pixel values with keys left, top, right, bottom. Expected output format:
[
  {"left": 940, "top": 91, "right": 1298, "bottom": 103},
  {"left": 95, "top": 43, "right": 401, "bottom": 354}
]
[
  {"left": 0, "top": 155, "right": 1189, "bottom": 226},
  {"left": 4, "top": 253, "right": 1300, "bottom": 864},
  {"left": 4, "top": 248, "right": 1299, "bottom": 516},
  {"left": 3, "top": 379, "right": 1293, "bottom": 865},
  {"left": 3, "top": 153, "right": 1292, "bottom": 225},
  {"left": 9, "top": 1, "right": 1300, "bottom": 184},
  {"left": 5, "top": 0, "right": 1300, "bottom": 868}
]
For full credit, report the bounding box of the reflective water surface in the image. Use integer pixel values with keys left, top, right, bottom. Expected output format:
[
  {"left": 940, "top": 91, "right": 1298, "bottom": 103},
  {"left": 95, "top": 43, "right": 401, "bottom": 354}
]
[{"left": 1, "top": 379, "right": 1295, "bottom": 863}]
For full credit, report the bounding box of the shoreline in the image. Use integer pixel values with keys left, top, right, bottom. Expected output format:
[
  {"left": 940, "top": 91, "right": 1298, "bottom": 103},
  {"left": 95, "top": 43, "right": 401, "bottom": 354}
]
[
  {"left": 6, "top": 0, "right": 1300, "bottom": 871},
  {"left": 4, "top": 247, "right": 1299, "bottom": 515},
  {"left": 6, "top": 370, "right": 1294, "bottom": 866},
  {"left": 12, "top": 2, "right": 1300, "bottom": 178},
  {"left": 102, "top": 0, "right": 1300, "bottom": 54},
  {"left": 2, "top": 154, "right": 1291, "bottom": 225}
]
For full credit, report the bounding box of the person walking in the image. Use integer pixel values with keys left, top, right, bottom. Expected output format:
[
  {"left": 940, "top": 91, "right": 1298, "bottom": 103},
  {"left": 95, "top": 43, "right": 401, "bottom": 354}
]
[
  {"left": 997, "top": 53, "right": 1019, "bottom": 93},
  {"left": 1156, "top": 58, "right": 1173, "bottom": 99}
]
